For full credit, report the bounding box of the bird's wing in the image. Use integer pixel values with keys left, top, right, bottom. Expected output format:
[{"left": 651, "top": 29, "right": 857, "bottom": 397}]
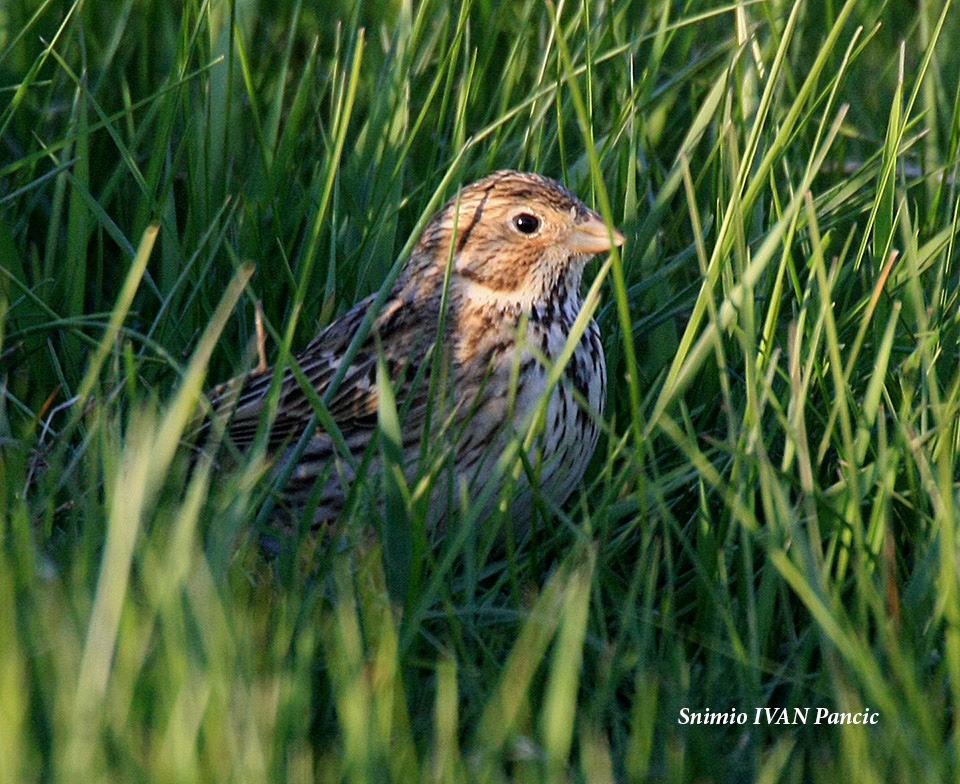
[{"left": 211, "top": 293, "right": 435, "bottom": 458}]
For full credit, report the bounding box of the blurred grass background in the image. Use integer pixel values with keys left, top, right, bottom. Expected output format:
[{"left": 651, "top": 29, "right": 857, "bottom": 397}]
[{"left": 3, "top": 0, "right": 960, "bottom": 780}]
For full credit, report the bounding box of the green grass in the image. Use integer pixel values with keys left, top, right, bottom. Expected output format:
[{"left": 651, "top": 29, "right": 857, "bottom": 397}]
[{"left": 3, "top": 0, "right": 960, "bottom": 780}]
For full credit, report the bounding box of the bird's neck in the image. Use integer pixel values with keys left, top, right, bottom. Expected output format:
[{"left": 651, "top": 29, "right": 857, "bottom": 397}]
[{"left": 455, "top": 268, "right": 583, "bottom": 316}]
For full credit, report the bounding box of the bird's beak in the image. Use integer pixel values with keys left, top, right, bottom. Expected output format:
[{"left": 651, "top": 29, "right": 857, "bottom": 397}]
[{"left": 570, "top": 212, "right": 626, "bottom": 255}]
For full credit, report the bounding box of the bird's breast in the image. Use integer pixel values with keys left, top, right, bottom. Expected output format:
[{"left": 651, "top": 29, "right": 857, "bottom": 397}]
[{"left": 452, "top": 296, "right": 605, "bottom": 437}]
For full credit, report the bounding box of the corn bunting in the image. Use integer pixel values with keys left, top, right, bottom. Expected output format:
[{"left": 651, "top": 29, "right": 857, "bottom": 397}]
[{"left": 207, "top": 170, "right": 624, "bottom": 528}]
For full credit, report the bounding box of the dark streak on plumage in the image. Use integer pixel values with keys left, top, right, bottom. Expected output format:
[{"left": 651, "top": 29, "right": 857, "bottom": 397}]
[{"left": 455, "top": 186, "right": 494, "bottom": 253}]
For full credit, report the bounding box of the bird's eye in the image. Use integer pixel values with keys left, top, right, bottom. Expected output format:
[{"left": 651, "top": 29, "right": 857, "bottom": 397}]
[{"left": 513, "top": 213, "right": 541, "bottom": 235}]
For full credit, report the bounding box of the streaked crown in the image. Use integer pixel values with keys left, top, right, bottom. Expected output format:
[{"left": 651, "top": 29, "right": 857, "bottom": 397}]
[{"left": 414, "top": 170, "right": 624, "bottom": 302}]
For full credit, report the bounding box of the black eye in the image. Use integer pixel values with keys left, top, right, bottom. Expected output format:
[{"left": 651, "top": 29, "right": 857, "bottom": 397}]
[{"left": 513, "top": 213, "right": 541, "bottom": 235}]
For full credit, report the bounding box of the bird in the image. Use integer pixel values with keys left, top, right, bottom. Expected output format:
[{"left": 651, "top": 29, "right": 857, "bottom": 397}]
[{"left": 205, "top": 170, "right": 625, "bottom": 532}]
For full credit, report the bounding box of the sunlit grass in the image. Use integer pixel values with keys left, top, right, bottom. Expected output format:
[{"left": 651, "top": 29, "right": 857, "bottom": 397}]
[{"left": 3, "top": 0, "right": 960, "bottom": 781}]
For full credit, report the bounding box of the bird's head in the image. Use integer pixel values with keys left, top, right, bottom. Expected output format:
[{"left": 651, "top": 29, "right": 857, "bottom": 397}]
[{"left": 414, "top": 170, "right": 624, "bottom": 307}]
